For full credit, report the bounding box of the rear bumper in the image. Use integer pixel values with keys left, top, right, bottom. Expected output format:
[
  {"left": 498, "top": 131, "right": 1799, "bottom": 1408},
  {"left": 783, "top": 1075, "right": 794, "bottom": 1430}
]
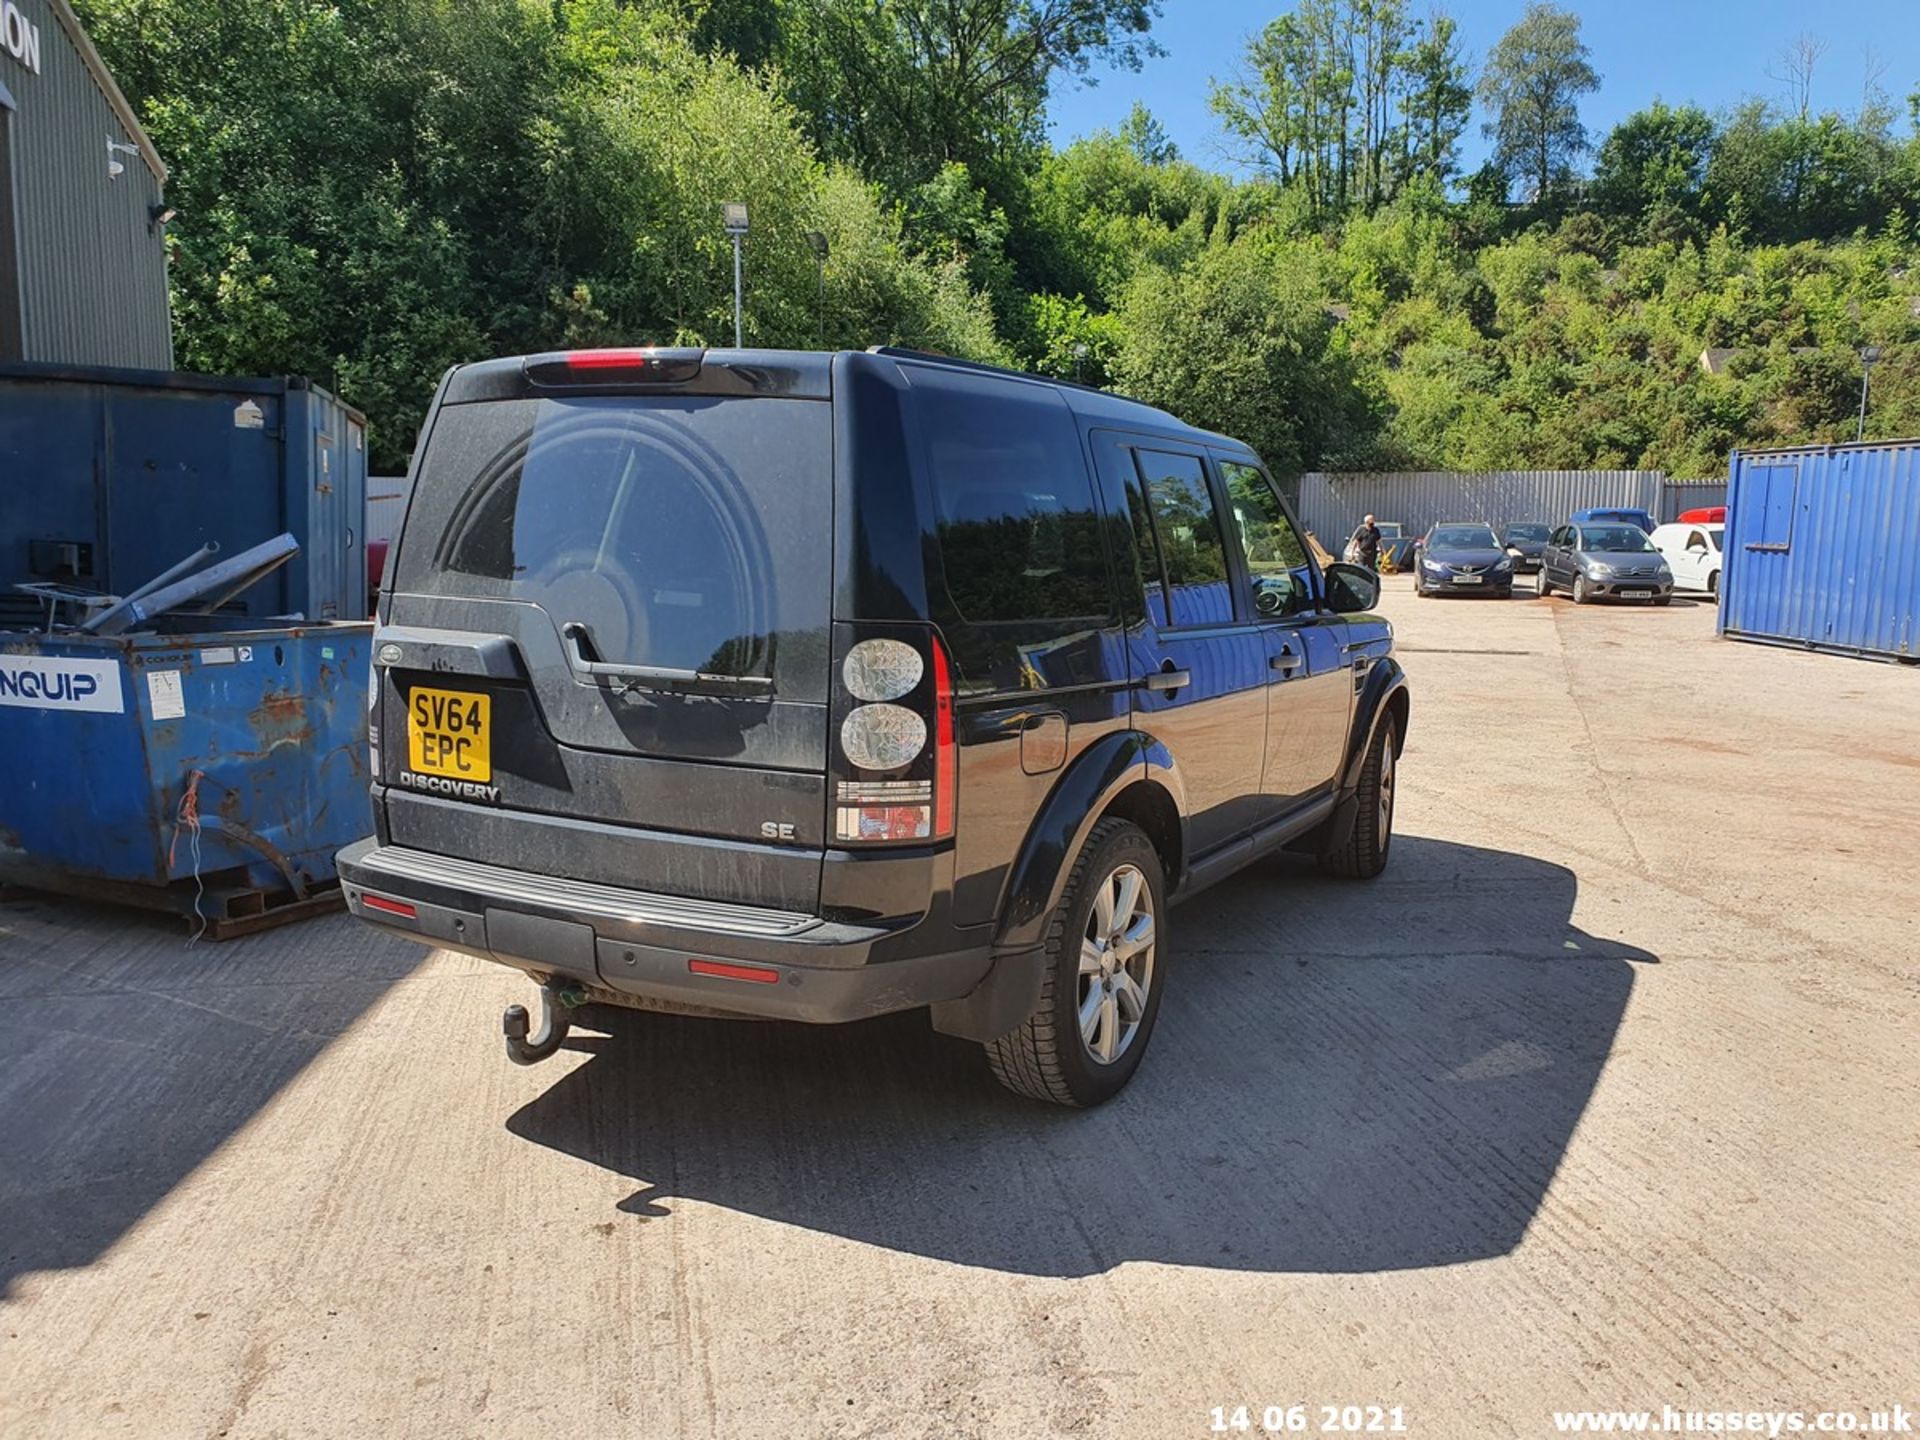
[{"left": 336, "top": 837, "right": 994, "bottom": 1024}]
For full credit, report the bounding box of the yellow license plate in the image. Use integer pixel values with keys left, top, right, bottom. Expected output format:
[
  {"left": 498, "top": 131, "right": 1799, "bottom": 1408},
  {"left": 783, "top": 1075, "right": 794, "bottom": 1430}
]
[{"left": 407, "top": 687, "right": 491, "bottom": 782}]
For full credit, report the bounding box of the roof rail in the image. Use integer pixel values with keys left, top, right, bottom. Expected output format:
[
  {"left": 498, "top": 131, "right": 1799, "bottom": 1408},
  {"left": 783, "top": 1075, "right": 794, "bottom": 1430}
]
[{"left": 865, "top": 345, "right": 1115, "bottom": 399}]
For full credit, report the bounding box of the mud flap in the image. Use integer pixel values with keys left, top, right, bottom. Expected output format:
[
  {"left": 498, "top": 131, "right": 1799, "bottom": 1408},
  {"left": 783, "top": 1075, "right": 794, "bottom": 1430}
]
[{"left": 929, "top": 945, "right": 1047, "bottom": 1042}]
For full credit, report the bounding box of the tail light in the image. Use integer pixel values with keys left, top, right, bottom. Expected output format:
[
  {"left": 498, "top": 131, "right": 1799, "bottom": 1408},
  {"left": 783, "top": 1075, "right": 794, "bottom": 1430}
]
[{"left": 832, "top": 626, "right": 956, "bottom": 845}]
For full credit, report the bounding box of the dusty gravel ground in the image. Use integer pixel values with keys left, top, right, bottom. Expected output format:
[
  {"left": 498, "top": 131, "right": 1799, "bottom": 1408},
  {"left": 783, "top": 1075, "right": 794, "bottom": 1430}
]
[{"left": 3, "top": 579, "right": 1917, "bottom": 1440}]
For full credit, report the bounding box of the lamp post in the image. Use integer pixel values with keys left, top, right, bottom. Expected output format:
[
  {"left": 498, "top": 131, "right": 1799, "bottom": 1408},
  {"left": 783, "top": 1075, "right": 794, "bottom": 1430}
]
[
  {"left": 721, "top": 202, "right": 749, "bottom": 348},
  {"left": 805, "top": 231, "right": 829, "bottom": 347},
  {"left": 1071, "top": 341, "right": 1089, "bottom": 383},
  {"left": 1857, "top": 345, "right": 1882, "bottom": 442}
]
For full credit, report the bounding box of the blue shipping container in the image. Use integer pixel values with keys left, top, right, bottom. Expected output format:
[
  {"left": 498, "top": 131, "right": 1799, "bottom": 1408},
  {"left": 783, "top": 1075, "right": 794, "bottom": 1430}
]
[
  {"left": 0, "top": 363, "right": 368, "bottom": 628},
  {"left": 0, "top": 619, "right": 373, "bottom": 917},
  {"left": 1720, "top": 442, "right": 1920, "bottom": 664}
]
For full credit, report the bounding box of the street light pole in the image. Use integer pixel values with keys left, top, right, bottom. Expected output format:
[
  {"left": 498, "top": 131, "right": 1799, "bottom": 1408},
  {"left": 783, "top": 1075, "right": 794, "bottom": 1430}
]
[
  {"left": 1857, "top": 346, "right": 1882, "bottom": 442},
  {"left": 721, "top": 202, "right": 749, "bottom": 348},
  {"left": 805, "top": 231, "right": 829, "bottom": 348}
]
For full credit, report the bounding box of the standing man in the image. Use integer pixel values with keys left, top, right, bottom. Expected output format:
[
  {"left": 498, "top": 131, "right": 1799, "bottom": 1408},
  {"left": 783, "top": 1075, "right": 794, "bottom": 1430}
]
[{"left": 1353, "top": 514, "right": 1383, "bottom": 572}]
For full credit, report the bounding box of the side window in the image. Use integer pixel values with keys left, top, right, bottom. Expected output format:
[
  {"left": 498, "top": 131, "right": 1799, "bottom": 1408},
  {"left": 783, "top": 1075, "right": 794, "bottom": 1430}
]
[
  {"left": 1220, "top": 459, "right": 1314, "bottom": 617},
  {"left": 1130, "top": 449, "right": 1233, "bottom": 628},
  {"left": 1687, "top": 529, "right": 1706, "bottom": 550},
  {"left": 916, "top": 370, "right": 1113, "bottom": 624}
]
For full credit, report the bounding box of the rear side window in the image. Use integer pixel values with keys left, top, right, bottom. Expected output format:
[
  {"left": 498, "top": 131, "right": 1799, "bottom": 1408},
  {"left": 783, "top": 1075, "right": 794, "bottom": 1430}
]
[
  {"left": 1131, "top": 450, "right": 1232, "bottom": 628},
  {"left": 393, "top": 395, "right": 832, "bottom": 698},
  {"left": 912, "top": 367, "right": 1112, "bottom": 625}
]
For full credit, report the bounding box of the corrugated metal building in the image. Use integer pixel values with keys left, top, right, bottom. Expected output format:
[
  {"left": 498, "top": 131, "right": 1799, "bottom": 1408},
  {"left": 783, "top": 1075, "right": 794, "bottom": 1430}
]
[
  {"left": 1297, "top": 471, "right": 1668, "bottom": 546},
  {"left": 1719, "top": 441, "right": 1920, "bottom": 665},
  {"left": 0, "top": 0, "right": 172, "bottom": 368}
]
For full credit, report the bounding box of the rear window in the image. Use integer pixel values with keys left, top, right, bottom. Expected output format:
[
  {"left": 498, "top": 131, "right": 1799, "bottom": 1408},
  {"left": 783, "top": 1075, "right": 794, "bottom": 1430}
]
[{"left": 394, "top": 395, "right": 832, "bottom": 698}]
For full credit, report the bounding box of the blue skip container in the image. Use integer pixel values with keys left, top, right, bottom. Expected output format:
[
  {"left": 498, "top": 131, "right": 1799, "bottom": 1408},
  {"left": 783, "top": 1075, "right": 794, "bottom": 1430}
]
[{"left": 0, "top": 618, "right": 373, "bottom": 934}]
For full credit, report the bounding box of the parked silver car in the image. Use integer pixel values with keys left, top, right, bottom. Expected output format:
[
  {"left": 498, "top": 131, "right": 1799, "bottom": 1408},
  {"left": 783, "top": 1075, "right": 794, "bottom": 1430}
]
[{"left": 1535, "top": 522, "right": 1674, "bottom": 605}]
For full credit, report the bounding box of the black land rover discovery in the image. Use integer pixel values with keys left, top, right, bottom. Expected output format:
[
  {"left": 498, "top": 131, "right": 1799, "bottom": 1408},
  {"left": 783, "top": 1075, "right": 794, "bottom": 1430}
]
[{"left": 339, "top": 346, "right": 1408, "bottom": 1106}]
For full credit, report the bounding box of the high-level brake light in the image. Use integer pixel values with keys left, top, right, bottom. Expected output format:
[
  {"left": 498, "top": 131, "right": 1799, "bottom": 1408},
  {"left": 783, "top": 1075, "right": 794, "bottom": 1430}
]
[{"left": 523, "top": 348, "right": 704, "bottom": 385}]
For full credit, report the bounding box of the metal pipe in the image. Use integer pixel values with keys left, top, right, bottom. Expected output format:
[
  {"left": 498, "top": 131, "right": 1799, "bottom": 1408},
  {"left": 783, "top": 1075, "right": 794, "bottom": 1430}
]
[
  {"left": 81, "top": 541, "right": 220, "bottom": 633},
  {"left": 731, "top": 233, "right": 744, "bottom": 348}
]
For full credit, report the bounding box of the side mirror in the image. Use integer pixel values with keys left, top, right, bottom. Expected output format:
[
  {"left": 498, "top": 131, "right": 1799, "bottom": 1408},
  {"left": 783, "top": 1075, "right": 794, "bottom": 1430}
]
[{"left": 1323, "top": 562, "right": 1381, "bottom": 614}]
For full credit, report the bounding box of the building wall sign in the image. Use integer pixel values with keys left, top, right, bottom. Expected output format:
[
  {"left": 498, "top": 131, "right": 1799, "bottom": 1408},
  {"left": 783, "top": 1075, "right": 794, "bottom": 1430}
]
[{"left": 2, "top": 0, "right": 41, "bottom": 75}]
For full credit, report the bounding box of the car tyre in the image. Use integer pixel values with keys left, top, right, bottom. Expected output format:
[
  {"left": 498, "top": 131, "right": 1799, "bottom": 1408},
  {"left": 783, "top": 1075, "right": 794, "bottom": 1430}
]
[
  {"left": 1654, "top": 595, "right": 1672, "bottom": 607},
  {"left": 1572, "top": 574, "right": 1590, "bottom": 605},
  {"left": 1497, "top": 585, "right": 1513, "bottom": 599},
  {"left": 985, "top": 818, "right": 1168, "bottom": 1108},
  {"left": 1536, "top": 568, "right": 1553, "bottom": 598},
  {"left": 1707, "top": 570, "right": 1720, "bottom": 598},
  {"left": 1319, "top": 715, "right": 1397, "bottom": 881}
]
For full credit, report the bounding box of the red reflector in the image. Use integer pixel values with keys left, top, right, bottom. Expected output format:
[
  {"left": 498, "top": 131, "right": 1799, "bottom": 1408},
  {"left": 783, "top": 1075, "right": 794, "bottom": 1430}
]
[
  {"left": 931, "top": 634, "right": 956, "bottom": 838},
  {"left": 688, "top": 958, "right": 781, "bottom": 985},
  {"left": 362, "top": 894, "right": 416, "bottom": 919}
]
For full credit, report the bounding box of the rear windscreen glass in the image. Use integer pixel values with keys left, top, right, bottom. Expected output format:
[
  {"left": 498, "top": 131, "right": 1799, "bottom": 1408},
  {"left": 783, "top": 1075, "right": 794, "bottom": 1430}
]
[{"left": 394, "top": 396, "right": 831, "bottom": 699}]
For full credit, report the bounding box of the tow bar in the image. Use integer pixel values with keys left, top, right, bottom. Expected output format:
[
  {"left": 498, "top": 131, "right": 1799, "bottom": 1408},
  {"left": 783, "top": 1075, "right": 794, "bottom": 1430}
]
[{"left": 502, "top": 981, "right": 589, "bottom": 1065}]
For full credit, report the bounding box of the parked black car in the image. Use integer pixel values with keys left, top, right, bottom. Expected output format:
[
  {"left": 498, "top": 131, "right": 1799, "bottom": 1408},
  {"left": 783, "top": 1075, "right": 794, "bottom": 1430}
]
[
  {"left": 1413, "top": 522, "right": 1516, "bottom": 598},
  {"left": 338, "top": 346, "right": 1408, "bottom": 1107},
  {"left": 1535, "top": 522, "right": 1675, "bottom": 605},
  {"left": 1500, "top": 522, "right": 1552, "bottom": 572}
]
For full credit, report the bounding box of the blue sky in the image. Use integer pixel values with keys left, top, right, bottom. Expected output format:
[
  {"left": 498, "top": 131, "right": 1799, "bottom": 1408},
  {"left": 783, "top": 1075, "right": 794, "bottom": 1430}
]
[{"left": 1045, "top": 0, "right": 1920, "bottom": 174}]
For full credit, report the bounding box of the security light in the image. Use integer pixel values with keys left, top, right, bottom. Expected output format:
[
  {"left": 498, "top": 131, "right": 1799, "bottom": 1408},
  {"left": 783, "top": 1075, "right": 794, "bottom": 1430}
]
[
  {"left": 106, "top": 137, "right": 140, "bottom": 180},
  {"left": 721, "top": 202, "right": 749, "bottom": 235}
]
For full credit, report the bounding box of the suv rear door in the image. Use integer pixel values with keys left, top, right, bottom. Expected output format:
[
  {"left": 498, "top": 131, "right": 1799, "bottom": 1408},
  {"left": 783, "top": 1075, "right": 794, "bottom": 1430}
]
[
  {"left": 379, "top": 354, "right": 834, "bottom": 912},
  {"left": 1091, "top": 432, "right": 1271, "bottom": 859}
]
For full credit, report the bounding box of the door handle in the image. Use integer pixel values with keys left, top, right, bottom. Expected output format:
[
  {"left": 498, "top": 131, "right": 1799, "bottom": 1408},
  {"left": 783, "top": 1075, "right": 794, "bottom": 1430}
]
[
  {"left": 1142, "top": 666, "right": 1190, "bottom": 693},
  {"left": 1270, "top": 648, "right": 1302, "bottom": 676}
]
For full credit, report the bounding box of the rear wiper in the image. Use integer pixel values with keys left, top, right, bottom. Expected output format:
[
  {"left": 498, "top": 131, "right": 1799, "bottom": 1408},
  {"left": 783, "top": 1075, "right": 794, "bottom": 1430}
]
[{"left": 561, "top": 623, "right": 774, "bottom": 699}]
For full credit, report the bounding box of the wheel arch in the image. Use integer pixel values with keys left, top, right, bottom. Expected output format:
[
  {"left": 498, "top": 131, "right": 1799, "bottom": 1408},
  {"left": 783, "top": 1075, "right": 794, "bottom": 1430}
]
[{"left": 990, "top": 730, "right": 1187, "bottom": 954}]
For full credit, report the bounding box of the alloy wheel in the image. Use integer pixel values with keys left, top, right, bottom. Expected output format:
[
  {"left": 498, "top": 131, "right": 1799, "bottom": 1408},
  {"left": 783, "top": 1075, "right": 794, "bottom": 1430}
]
[
  {"left": 1077, "top": 863, "right": 1156, "bottom": 1066},
  {"left": 1378, "top": 730, "right": 1396, "bottom": 840}
]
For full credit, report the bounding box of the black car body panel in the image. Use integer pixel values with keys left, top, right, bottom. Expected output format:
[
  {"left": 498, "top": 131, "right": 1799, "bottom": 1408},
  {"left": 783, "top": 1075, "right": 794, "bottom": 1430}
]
[
  {"left": 343, "top": 346, "right": 1409, "bottom": 1043},
  {"left": 1500, "top": 523, "right": 1552, "bottom": 571}
]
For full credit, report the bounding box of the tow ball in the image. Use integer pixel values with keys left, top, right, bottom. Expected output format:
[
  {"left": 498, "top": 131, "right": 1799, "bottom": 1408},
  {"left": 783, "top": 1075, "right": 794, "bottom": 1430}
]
[{"left": 502, "top": 981, "right": 589, "bottom": 1065}]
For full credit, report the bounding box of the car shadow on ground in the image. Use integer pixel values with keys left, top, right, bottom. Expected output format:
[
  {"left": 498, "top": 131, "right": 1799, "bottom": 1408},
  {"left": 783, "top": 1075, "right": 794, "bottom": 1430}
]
[
  {"left": 0, "top": 900, "right": 418, "bottom": 1295},
  {"left": 506, "top": 836, "right": 1653, "bottom": 1276}
]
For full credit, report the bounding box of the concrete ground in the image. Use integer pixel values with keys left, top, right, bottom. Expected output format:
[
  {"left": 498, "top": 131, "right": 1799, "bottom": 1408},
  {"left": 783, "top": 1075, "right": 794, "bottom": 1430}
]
[{"left": 3, "top": 579, "right": 1917, "bottom": 1439}]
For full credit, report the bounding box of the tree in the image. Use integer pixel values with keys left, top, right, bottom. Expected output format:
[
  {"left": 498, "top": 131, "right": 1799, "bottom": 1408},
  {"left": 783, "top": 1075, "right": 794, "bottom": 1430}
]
[
  {"left": 1211, "top": 1, "right": 1470, "bottom": 214},
  {"left": 1477, "top": 2, "right": 1600, "bottom": 202},
  {"left": 1119, "top": 101, "right": 1179, "bottom": 164},
  {"left": 1399, "top": 10, "right": 1472, "bottom": 188},
  {"left": 1111, "top": 235, "right": 1381, "bottom": 478},
  {"left": 1767, "top": 32, "right": 1826, "bottom": 123},
  {"left": 776, "top": 0, "right": 1162, "bottom": 204},
  {"left": 1591, "top": 102, "right": 1716, "bottom": 228}
]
